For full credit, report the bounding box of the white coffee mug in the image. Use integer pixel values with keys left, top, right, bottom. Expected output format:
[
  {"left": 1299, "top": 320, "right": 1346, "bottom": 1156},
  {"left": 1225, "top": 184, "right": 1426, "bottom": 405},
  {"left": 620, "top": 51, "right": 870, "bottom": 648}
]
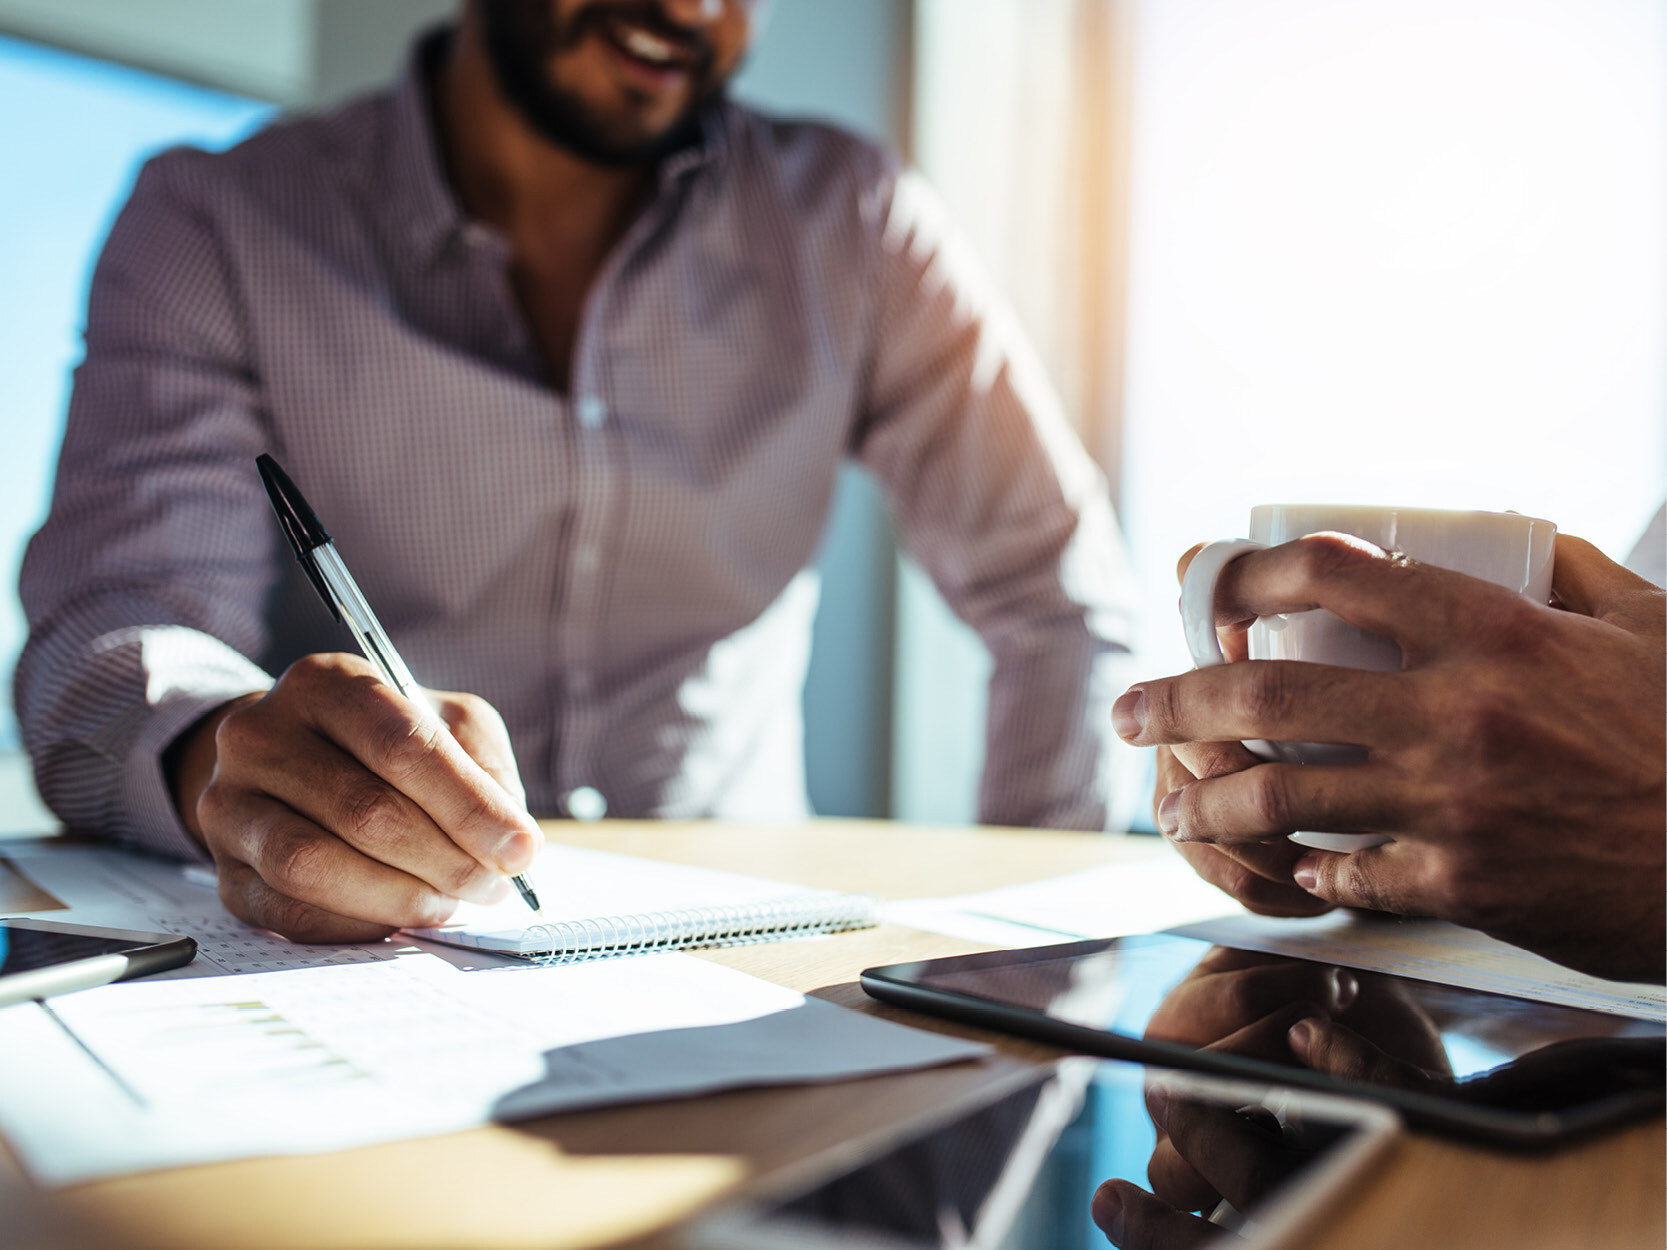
[{"left": 1178, "top": 504, "right": 1557, "bottom": 853}]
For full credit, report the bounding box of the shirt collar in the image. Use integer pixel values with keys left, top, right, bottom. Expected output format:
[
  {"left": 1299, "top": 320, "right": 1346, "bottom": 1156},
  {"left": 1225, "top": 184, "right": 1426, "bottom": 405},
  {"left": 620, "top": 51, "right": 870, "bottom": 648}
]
[
  {"left": 385, "top": 26, "right": 469, "bottom": 263},
  {"left": 384, "top": 26, "right": 734, "bottom": 264},
  {"left": 662, "top": 99, "right": 731, "bottom": 186}
]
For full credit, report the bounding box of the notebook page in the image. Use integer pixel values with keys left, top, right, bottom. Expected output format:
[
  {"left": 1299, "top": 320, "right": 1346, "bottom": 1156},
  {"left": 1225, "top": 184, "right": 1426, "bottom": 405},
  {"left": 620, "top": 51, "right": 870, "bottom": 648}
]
[{"left": 404, "top": 844, "right": 876, "bottom": 956}]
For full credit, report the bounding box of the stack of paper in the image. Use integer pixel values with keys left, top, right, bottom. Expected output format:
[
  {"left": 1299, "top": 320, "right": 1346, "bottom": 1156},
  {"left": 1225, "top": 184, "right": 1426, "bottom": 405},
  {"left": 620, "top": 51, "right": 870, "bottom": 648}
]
[{"left": 0, "top": 842, "right": 989, "bottom": 1186}]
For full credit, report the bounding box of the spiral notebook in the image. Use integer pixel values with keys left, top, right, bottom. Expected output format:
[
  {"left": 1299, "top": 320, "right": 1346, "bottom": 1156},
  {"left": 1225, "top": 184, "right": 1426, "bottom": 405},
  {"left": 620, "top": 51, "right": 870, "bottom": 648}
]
[{"left": 404, "top": 844, "right": 882, "bottom": 963}]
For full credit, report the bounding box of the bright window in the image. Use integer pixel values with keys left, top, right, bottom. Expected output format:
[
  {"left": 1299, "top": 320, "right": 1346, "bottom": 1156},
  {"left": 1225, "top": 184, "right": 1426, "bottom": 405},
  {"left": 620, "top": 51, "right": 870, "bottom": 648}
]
[
  {"left": 0, "top": 36, "right": 275, "bottom": 749},
  {"left": 1120, "top": 0, "right": 1667, "bottom": 683},
  {"left": 906, "top": 0, "right": 1666, "bottom": 828}
]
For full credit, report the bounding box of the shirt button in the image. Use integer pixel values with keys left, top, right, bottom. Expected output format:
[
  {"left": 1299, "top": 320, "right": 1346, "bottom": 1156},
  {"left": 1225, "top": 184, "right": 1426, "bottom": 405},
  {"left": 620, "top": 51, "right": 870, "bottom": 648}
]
[
  {"left": 576, "top": 395, "right": 607, "bottom": 428},
  {"left": 574, "top": 545, "right": 599, "bottom": 572},
  {"left": 566, "top": 786, "right": 608, "bottom": 822}
]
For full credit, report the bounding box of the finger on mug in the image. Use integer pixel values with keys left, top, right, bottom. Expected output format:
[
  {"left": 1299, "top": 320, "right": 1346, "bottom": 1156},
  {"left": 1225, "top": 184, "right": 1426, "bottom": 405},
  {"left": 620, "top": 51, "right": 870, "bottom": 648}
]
[
  {"left": 1211, "top": 837, "right": 1318, "bottom": 884},
  {"left": 1168, "top": 740, "right": 1259, "bottom": 783},
  {"left": 1175, "top": 543, "right": 1209, "bottom": 585},
  {"left": 1293, "top": 845, "right": 1432, "bottom": 919},
  {"left": 1164, "top": 763, "right": 1408, "bottom": 846},
  {"left": 1153, "top": 746, "right": 1195, "bottom": 829},
  {"left": 1181, "top": 835, "right": 1314, "bottom": 886},
  {"left": 1548, "top": 533, "right": 1659, "bottom": 623},
  {"left": 1171, "top": 841, "right": 1336, "bottom": 918},
  {"left": 1122, "top": 662, "right": 1406, "bottom": 754},
  {"left": 1212, "top": 532, "right": 1530, "bottom": 658},
  {"left": 215, "top": 856, "right": 410, "bottom": 944},
  {"left": 1217, "top": 617, "right": 1253, "bottom": 665},
  {"left": 1092, "top": 1177, "right": 1221, "bottom": 1250},
  {"left": 1156, "top": 745, "right": 1198, "bottom": 791}
]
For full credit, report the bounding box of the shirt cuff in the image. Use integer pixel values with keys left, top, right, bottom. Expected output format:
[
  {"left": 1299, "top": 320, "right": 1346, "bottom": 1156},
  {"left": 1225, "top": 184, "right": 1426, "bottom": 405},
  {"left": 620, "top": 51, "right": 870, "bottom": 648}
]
[{"left": 120, "top": 630, "right": 274, "bottom": 862}]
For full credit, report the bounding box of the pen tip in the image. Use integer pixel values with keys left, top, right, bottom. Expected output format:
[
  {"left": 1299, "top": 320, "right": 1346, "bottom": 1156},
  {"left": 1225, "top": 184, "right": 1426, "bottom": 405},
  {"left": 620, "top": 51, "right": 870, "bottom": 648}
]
[{"left": 512, "top": 875, "right": 542, "bottom": 914}]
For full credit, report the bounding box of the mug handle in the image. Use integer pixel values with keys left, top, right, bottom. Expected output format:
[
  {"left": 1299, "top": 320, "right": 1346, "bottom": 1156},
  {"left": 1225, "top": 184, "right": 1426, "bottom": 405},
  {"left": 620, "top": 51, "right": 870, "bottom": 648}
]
[
  {"left": 1178, "top": 540, "right": 1278, "bottom": 760},
  {"left": 1179, "top": 539, "right": 1266, "bottom": 670},
  {"left": 1176, "top": 539, "right": 1392, "bottom": 854}
]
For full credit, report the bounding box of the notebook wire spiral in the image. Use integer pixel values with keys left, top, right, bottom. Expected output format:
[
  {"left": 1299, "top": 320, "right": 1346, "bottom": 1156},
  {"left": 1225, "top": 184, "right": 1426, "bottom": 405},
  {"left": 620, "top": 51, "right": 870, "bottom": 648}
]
[{"left": 522, "top": 893, "right": 883, "bottom": 965}]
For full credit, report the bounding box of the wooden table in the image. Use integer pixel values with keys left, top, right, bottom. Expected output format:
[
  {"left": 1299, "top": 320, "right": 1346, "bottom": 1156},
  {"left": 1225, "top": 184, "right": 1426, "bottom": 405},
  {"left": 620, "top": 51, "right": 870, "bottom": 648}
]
[{"left": 1, "top": 820, "right": 1660, "bottom": 1250}]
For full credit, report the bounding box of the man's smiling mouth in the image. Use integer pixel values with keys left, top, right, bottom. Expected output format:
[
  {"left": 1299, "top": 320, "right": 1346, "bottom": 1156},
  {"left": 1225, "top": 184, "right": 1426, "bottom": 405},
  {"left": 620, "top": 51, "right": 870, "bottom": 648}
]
[{"left": 606, "top": 18, "right": 700, "bottom": 72}]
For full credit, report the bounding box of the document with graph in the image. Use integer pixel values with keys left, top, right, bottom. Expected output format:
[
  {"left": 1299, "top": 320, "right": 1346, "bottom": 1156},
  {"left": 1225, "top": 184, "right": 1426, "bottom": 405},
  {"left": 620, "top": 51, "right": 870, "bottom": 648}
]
[
  {"left": 404, "top": 844, "right": 881, "bottom": 961},
  {"left": 0, "top": 950, "right": 987, "bottom": 1186}
]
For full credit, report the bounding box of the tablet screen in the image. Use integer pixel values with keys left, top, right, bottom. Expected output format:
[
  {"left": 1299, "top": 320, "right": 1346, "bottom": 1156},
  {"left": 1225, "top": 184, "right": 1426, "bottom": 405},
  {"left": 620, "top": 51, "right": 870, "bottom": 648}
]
[
  {"left": 689, "top": 1058, "right": 1397, "bottom": 1250},
  {"left": 862, "top": 934, "right": 1664, "bottom": 1143},
  {"left": 0, "top": 925, "right": 140, "bottom": 975}
]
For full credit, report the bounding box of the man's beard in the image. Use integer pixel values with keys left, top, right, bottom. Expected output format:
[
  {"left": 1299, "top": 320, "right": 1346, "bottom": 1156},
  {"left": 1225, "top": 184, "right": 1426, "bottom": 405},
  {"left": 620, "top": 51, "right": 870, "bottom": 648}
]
[{"left": 479, "top": 0, "right": 728, "bottom": 167}]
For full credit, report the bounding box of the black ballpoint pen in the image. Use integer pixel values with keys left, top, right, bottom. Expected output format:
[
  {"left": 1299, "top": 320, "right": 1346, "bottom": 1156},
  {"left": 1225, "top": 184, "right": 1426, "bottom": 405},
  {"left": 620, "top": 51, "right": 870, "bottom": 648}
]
[{"left": 256, "top": 453, "right": 543, "bottom": 915}]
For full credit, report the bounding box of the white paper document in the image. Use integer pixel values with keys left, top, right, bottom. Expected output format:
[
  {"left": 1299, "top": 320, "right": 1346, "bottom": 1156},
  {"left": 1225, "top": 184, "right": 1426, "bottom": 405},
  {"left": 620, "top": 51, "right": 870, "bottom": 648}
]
[
  {"left": 1167, "top": 911, "right": 1666, "bottom": 1021},
  {"left": 888, "top": 855, "right": 1239, "bottom": 948},
  {"left": 888, "top": 849, "right": 1664, "bottom": 1021},
  {"left": 0, "top": 951, "right": 988, "bottom": 1186}
]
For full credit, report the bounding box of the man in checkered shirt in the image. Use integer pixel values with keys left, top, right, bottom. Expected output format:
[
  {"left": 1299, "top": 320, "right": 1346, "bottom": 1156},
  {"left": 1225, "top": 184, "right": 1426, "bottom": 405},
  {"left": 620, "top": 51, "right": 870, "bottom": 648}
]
[{"left": 19, "top": 1, "right": 1138, "bottom": 941}]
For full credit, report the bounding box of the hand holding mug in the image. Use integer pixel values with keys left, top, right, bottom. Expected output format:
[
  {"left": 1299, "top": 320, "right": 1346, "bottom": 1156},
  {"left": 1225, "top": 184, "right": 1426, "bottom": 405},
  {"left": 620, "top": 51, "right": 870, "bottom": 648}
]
[
  {"left": 1114, "top": 528, "right": 1665, "bottom": 982},
  {"left": 1176, "top": 505, "right": 1555, "bottom": 852}
]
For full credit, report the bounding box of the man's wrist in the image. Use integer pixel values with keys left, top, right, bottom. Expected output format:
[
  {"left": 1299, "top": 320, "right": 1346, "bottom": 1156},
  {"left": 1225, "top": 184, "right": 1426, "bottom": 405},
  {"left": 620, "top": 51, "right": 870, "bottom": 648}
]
[{"left": 161, "top": 694, "right": 259, "bottom": 848}]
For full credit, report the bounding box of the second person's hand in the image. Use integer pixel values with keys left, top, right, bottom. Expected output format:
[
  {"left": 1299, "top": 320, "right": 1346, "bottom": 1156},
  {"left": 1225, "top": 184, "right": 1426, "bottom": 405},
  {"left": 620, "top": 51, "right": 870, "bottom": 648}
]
[
  {"left": 1113, "top": 533, "right": 1665, "bottom": 980},
  {"left": 1131, "top": 545, "right": 1332, "bottom": 918}
]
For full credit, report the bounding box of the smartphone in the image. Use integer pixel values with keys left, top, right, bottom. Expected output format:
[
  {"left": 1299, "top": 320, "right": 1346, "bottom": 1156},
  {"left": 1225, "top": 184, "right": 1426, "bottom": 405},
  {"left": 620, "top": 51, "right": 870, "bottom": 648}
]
[
  {"left": 861, "top": 933, "right": 1666, "bottom": 1147},
  {"left": 684, "top": 1057, "right": 1399, "bottom": 1250},
  {"left": 0, "top": 919, "right": 196, "bottom": 1008}
]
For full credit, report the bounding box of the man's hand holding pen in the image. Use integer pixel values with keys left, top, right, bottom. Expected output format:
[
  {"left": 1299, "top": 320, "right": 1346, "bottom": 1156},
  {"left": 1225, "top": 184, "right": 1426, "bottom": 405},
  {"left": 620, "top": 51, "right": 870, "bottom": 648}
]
[
  {"left": 162, "top": 453, "right": 546, "bottom": 943},
  {"left": 167, "top": 653, "right": 543, "bottom": 943}
]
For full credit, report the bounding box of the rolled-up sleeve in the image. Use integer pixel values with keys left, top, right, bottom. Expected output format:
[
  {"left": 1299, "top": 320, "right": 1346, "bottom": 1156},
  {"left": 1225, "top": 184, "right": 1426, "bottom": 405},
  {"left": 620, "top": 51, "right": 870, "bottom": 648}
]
[
  {"left": 16, "top": 152, "right": 279, "bottom": 859},
  {"left": 854, "top": 167, "right": 1140, "bottom": 832}
]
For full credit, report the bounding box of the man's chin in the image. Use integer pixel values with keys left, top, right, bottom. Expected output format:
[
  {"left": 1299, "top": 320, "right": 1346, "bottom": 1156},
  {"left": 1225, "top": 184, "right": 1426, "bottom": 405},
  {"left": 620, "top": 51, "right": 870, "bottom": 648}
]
[
  {"left": 478, "top": 4, "right": 722, "bottom": 168},
  {"left": 525, "top": 96, "right": 714, "bottom": 168}
]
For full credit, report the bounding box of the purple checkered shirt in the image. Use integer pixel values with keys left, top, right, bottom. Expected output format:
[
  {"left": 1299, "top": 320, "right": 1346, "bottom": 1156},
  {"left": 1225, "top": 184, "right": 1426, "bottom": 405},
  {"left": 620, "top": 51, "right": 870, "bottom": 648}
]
[{"left": 17, "top": 33, "right": 1138, "bottom": 860}]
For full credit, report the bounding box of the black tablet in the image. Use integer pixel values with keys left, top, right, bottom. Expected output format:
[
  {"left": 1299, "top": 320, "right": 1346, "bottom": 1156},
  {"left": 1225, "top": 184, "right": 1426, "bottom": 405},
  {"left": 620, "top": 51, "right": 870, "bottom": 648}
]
[
  {"left": 0, "top": 918, "right": 197, "bottom": 1008},
  {"left": 686, "top": 1057, "right": 1398, "bottom": 1250},
  {"left": 861, "top": 933, "right": 1665, "bottom": 1147}
]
